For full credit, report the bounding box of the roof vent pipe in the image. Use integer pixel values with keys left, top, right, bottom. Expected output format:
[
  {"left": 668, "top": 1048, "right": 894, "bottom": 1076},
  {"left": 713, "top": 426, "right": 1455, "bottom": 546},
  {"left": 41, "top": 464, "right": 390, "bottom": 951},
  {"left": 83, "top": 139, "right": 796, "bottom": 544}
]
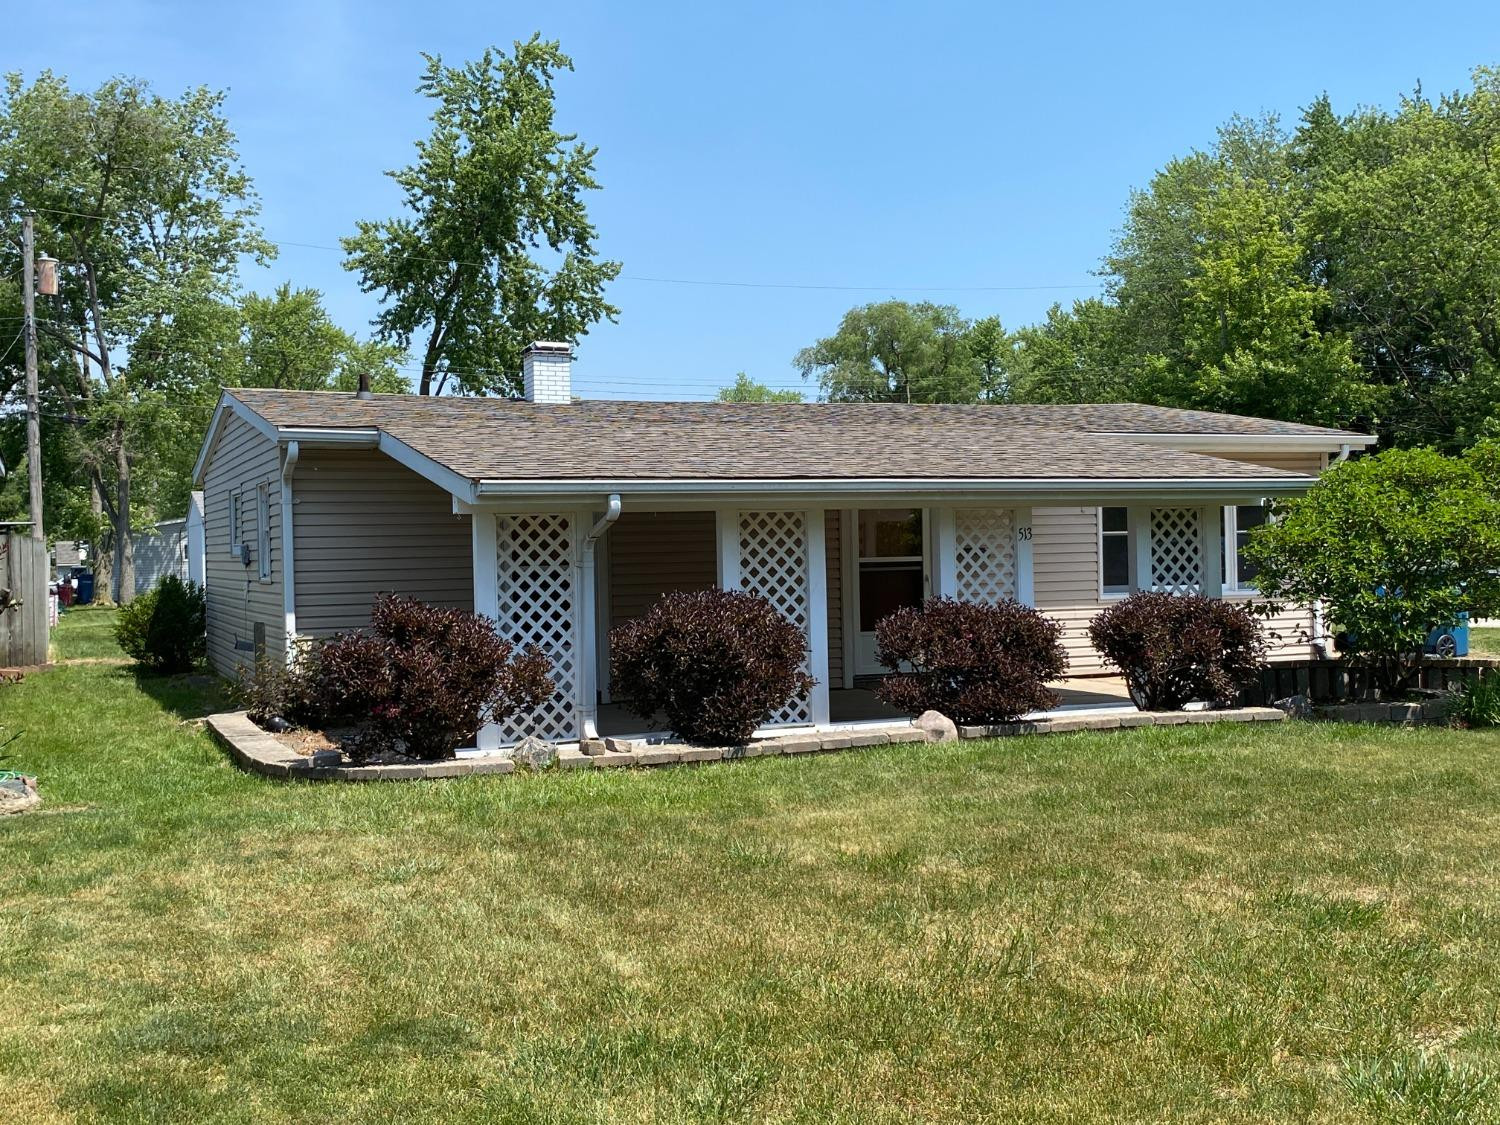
[{"left": 356, "top": 369, "right": 373, "bottom": 401}]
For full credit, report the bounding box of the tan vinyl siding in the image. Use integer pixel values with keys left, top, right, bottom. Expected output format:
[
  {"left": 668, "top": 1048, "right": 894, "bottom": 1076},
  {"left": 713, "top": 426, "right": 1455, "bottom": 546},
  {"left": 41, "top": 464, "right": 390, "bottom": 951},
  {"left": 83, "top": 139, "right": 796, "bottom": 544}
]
[
  {"left": 825, "top": 509, "right": 843, "bottom": 687},
  {"left": 607, "top": 510, "right": 717, "bottom": 630},
  {"left": 292, "top": 448, "right": 472, "bottom": 637},
  {"left": 203, "top": 414, "right": 284, "bottom": 677},
  {"left": 1031, "top": 504, "right": 1317, "bottom": 674},
  {"left": 1031, "top": 506, "right": 1112, "bottom": 674}
]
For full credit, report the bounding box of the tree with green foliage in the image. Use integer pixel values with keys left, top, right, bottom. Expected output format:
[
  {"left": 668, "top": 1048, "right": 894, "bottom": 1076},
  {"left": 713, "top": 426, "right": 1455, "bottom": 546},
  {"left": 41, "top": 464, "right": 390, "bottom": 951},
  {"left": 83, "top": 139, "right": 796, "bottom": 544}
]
[
  {"left": 0, "top": 71, "right": 268, "bottom": 601},
  {"left": 716, "top": 373, "right": 802, "bottom": 403},
  {"left": 1009, "top": 298, "right": 1135, "bottom": 404},
  {"left": 238, "top": 284, "right": 408, "bottom": 393},
  {"left": 1244, "top": 442, "right": 1500, "bottom": 695},
  {"left": 343, "top": 37, "right": 620, "bottom": 397},
  {"left": 794, "top": 301, "right": 1013, "bottom": 404}
]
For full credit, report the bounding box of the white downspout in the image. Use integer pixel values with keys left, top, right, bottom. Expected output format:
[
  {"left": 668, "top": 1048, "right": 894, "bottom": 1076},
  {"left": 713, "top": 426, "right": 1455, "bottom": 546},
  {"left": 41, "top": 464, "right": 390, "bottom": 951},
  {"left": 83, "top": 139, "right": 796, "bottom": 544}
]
[
  {"left": 1311, "top": 444, "right": 1352, "bottom": 658},
  {"left": 577, "top": 494, "right": 621, "bottom": 741},
  {"left": 280, "top": 441, "right": 300, "bottom": 664}
]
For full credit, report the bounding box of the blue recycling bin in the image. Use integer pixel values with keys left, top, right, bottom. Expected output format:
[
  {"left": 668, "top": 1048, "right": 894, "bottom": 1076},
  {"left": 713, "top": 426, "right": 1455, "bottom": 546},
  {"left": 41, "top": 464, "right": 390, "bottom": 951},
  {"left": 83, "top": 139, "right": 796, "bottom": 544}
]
[
  {"left": 1425, "top": 613, "right": 1469, "bottom": 657},
  {"left": 76, "top": 572, "right": 94, "bottom": 605}
]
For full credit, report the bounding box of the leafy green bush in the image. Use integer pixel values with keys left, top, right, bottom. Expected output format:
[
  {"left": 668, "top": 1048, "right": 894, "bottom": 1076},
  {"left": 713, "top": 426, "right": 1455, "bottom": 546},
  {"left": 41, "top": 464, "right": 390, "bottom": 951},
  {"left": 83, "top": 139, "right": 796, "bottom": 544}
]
[
  {"left": 1245, "top": 442, "right": 1500, "bottom": 696},
  {"left": 874, "top": 597, "right": 1069, "bottom": 724},
  {"left": 1453, "top": 674, "right": 1500, "bottom": 729},
  {"left": 114, "top": 575, "right": 206, "bottom": 673},
  {"left": 610, "top": 589, "right": 815, "bottom": 745},
  {"left": 1089, "top": 592, "right": 1267, "bottom": 711}
]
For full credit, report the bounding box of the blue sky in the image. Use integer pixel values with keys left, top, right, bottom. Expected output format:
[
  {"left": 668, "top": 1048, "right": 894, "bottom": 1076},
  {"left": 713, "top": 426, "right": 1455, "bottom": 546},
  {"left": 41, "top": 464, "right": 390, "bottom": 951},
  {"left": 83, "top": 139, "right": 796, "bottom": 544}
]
[{"left": 9, "top": 1, "right": 1498, "bottom": 400}]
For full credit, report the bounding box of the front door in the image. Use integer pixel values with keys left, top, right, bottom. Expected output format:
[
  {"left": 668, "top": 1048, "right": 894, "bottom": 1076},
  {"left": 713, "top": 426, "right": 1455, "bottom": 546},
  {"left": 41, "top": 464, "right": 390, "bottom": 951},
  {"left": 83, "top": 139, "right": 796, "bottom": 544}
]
[{"left": 853, "top": 508, "right": 927, "bottom": 676}]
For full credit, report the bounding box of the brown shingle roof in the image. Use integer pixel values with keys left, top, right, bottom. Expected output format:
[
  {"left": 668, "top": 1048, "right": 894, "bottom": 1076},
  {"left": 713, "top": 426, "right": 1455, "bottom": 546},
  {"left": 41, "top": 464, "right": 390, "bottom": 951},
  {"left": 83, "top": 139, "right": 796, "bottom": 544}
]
[{"left": 227, "top": 390, "right": 1363, "bottom": 483}]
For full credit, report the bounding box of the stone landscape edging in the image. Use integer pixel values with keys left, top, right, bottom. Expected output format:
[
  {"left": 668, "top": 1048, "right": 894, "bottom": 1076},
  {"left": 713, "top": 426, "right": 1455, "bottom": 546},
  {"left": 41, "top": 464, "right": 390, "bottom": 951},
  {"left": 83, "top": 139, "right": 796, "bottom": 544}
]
[{"left": 208, "top": 705, "right": 1289, "bottom": 783}]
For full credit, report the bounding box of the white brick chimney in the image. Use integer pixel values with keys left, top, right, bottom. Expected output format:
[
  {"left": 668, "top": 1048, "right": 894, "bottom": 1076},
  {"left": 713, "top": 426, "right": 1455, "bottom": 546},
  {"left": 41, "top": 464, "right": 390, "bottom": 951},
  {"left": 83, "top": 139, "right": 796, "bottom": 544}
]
[{"left": 522, "top": 341, "right": 573, "bottom": 404}]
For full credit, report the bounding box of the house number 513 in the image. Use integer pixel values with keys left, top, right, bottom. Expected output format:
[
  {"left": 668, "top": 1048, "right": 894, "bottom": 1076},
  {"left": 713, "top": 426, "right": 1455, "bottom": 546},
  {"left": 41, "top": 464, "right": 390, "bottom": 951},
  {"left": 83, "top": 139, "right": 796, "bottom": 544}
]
[{"left": 1017, "top": 526, "right": 1033, "bottom": 541}]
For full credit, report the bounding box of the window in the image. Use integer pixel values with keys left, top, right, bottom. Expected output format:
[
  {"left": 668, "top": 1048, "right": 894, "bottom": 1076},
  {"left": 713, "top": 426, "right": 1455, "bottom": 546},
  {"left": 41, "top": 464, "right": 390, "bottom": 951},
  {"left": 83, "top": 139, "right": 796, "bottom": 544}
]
[
  {"left": 857, "top": 509, "right": 924, "bottom": 631},
  {"left": 1099, "top": 507, "right": 1130, "bottom": 595},
  {"left": 227, "top": 492, "right": 241, "bottom": 556},
  {"left": 1223, "top": 504, "right": 1268, "bottom": 593},
  {"left": 256, "top": 482, "right": 271, "bottom": 581}
]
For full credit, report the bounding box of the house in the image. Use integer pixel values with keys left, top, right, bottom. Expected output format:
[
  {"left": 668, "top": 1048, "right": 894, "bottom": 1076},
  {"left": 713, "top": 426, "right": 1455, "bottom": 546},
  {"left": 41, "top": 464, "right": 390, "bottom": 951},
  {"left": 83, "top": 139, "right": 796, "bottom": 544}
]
[
  {"left": 192, "top": 341, "right": 1375, "bottom": 749},
  {"left": 131, "top": 517, "right": 190, "bottom": 596}
]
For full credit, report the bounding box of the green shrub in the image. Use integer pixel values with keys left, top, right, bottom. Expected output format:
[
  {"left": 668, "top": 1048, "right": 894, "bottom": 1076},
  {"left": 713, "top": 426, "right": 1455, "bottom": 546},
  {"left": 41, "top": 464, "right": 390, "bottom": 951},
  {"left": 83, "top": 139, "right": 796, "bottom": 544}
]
[
  {"left": 1089, "top": 592, "right": 1267, "bottom": 711},
  {"left": 114, "top": 575, "right": 206, "bottom": 673},
  {"left": 1453, "top": 673, "right": 1500, "bottom": 728},
  {"left": 1245, "top": 442, "right": 1500, "bottom": 696},
  {"left": 610, "top": 589, "right": 815, "bottom": 745},
  {"left": 874, "top": 597, "right": 1069, "bottom": 724}
]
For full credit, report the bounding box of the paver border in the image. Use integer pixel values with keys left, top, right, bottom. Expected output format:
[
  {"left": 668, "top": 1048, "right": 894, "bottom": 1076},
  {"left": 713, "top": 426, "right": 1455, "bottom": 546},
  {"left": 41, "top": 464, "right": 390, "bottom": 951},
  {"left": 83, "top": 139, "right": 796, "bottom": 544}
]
[{"left": 208, "top": 705, "right": 1288, "bottom": 783}]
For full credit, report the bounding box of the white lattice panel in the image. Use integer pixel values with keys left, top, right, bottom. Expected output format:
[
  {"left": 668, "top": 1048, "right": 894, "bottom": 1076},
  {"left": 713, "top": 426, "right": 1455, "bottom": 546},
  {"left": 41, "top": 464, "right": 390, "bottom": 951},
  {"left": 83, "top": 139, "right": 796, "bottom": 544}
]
[
  {"left": 494, "top": 513, "right": 577, "bottom": 743},
  {"left": 954, "top": 508, "right": 1018, "bottom": 604},
  {"left": 1149, "top": 507, "right": 1203, "bottom": 594},
  {"left": 737, "top": 510, "right": 812, "bottom": 725}
]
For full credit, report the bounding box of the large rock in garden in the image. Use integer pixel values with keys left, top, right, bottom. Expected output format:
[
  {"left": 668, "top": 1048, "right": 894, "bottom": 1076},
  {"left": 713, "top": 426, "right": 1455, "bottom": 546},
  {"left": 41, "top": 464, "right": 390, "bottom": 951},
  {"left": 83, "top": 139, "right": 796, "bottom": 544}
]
[
  {"left": 0, "top": 775, "right": 40, "bottom": 815},
  {"left": 914, "top": 710, "right": 958, "bottom": 743},
  {"left": 510, "top": 735, "right": 558, "bottom": 770}
]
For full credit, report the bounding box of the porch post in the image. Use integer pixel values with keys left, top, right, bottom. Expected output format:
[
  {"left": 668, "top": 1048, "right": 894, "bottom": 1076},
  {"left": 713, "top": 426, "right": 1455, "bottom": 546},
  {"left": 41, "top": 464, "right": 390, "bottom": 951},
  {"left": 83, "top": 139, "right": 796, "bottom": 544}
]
[
  {"left": 806, "top": 508, "right": 830, "bottom": 726},
  {"left": 1014, "top": 506, "right": 1035, "bottom": 606},
  {"left": 716, "top": 508, "right": 740, "bottom": 589},
  {"left": 1128, "top": 505, "right": 1151, "bottom": 593},
  {"left": 1199, "top": 505, "right": 1223, "bottom": 598},
  {"left": 932, "top": 507, "right": 958, "bottom": 598},
  {"left": 471, "top": 511, "right": 501, "bottom": 751}
]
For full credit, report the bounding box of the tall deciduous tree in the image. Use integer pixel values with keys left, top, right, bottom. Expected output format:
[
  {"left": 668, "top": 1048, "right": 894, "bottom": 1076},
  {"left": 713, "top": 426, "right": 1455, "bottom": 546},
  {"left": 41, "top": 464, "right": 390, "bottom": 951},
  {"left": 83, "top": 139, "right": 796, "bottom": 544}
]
[
  {"left": 795, "top": 301, "right": 1007, "bottom": 404},
  {"left": 343, "top": 37, "right": 620, "bottom": 397},
  {"left": 0, "top": 71, "right": 268, "bottom": 601},
  {"left": 238, "top": 284, "right": 408, "bottom": 393},
  {"left": 716, "top": 373, "right": 802, "bottom": 403}
]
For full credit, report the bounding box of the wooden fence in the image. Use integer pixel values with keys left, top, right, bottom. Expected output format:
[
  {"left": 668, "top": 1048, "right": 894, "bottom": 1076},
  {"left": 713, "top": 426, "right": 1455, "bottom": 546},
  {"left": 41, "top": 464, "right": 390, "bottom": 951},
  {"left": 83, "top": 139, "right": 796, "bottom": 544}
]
[
  {"left": 0, "top": 532, "right": 49, "bottom": 667},
  {"left": 1239, "top": 656, "right": 1498, "bottom": 706}
]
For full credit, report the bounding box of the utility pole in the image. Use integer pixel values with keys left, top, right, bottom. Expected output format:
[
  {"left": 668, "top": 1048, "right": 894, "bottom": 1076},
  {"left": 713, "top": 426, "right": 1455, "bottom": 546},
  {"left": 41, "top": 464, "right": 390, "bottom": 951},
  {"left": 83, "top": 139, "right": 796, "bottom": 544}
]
[{"left": 21, "top": 211, "right": 42, "bottom": 542}]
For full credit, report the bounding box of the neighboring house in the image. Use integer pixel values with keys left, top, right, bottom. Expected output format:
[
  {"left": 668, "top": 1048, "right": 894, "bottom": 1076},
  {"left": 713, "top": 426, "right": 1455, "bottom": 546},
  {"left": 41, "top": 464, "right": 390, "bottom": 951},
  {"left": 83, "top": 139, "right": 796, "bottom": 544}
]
[
  {"left": 52, "top": 539, "right": 86, "bottom": 581},
  {"left": 192, "top": 340, "right": 1376, "bottom": 749},
  {"left": 132, "top": 518, "right": 190, "bottom": 596},
  {"left": 186, "top": 491, "right": 206, "bottom": 588}
]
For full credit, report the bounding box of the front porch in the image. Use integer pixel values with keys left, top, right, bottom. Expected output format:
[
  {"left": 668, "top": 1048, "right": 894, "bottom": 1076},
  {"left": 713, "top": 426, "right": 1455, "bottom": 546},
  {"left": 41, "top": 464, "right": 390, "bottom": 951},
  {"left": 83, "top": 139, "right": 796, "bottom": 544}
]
[{"left": 469, "top": 494, "right": 1249, "bottom": 750}]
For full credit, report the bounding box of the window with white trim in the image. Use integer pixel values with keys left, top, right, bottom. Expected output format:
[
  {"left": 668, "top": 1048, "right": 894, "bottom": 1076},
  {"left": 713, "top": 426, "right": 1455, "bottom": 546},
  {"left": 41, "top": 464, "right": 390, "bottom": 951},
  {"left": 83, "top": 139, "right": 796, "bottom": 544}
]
[
  {"left": 256, "top": 482, "right": 271, "bottom": 581},
  {"left": 1099, "top": 506, "right": 1130, "bottom": 595},
  {"left": 1222, "top": 504, "right": 1268, "bottom": 594},
  {"left": 227, "top": 492, "right": 241, "bottom": 557}
]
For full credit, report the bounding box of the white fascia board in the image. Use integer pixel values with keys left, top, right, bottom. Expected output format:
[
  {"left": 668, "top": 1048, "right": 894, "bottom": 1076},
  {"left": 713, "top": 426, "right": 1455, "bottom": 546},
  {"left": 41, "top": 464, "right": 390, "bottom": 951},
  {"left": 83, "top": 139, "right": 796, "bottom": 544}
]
[
  {"left": 191, "top": 392, "right": 281, "bottom": 486},
  {"left": 376, "top": 432, "right": 480, "bottom": 504},
  {"left": 471, "top": 475, "right": 1315, "bottom": 508},
  {"left": 276, "top": 426, "right": 379, "bottom": 446},
  {"left": 1105, "top": 432, "right": 1377, "bottom": 452}
]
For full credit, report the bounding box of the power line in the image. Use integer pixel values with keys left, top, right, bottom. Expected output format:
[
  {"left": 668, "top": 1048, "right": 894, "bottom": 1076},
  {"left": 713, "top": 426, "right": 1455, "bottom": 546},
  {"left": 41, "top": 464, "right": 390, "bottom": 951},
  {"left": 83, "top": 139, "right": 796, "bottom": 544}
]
[{"left": 4, "top": 205, "right": 1104, "bottom": 295}]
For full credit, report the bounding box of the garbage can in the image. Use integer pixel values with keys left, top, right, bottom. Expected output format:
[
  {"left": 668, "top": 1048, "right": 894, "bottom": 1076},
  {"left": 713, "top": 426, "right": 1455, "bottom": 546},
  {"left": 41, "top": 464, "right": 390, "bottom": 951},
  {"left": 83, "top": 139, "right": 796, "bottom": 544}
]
[
  {"left": 57, "top": 580, "right": 74, "bottom": 608},
  {"left": 76, "top": 572, "right": 94, "bottom": 605}
]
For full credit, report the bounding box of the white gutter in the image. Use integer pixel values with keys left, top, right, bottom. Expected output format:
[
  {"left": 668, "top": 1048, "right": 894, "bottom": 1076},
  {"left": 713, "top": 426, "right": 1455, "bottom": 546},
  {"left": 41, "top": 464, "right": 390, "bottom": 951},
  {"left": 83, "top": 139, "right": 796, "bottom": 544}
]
[
  {"left": 280, "top": 441, "right": 300, "bottom": 663},
  {"left": 1104, "top": 432, "right": 1377, "bottom": 453},
  {"left": 576, "top": 494, "right": 622, "bottom": 741},
  {"left": 1332, "top": 442, "right": 1353, "bottom": 464},
  {"left": 473, "top": 475, "right": 1314, "bottom": 499}
]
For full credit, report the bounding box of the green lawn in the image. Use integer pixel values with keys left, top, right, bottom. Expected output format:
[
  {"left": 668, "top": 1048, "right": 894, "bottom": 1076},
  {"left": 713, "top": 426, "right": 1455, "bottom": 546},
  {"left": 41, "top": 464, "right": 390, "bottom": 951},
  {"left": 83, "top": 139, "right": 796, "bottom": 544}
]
[
  {"left": 2, "top": 612, "right": 1498, "bottom": 1122},
  {"left": 1471, "top": 626, "right": 1500, "bottom": 659},
  {"left": 49, "top": 604, "right": 133, "bottom": 662}
]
